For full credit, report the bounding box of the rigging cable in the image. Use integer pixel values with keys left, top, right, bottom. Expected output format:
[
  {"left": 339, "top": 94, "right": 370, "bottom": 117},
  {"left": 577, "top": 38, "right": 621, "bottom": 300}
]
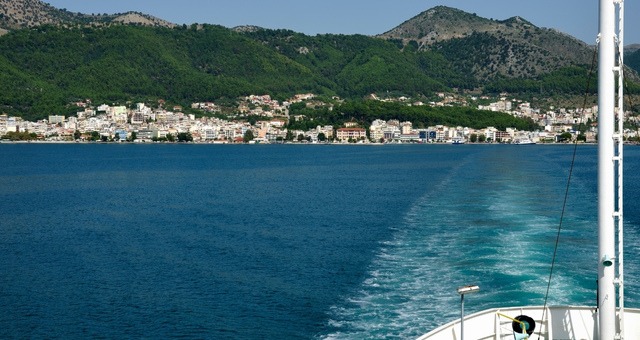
[
  {"left": 536, "top": 45, "right": 599, "bottom": 339},
  {"left": 620, "top": 43, "right": 636, "bottom": 129}
]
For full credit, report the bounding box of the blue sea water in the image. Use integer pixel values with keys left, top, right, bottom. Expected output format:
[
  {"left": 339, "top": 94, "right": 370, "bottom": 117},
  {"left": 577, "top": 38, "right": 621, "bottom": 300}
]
[{"left": 0, "top": 144, "right": 639, "bottom": 339}]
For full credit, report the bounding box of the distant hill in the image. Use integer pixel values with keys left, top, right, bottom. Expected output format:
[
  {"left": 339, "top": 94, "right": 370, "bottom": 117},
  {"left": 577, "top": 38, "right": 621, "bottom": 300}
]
[
  {"left": 628, "top": 49, "right": 640, "bottom": 75},
  {"left": 0, "top": 0, "right": 174, "bottom": 33},
  {"left": 378, "top": 6, "right": 594, "bottom": 80},
  {"left": 625, "top": 44, "right": 640, "bottom": 54}
]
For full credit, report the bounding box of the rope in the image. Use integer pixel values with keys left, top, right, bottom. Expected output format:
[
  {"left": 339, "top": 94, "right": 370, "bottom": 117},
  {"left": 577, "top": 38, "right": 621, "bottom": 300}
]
[{"left": 535, "top": 45, "right": 598, "bottom": 339}]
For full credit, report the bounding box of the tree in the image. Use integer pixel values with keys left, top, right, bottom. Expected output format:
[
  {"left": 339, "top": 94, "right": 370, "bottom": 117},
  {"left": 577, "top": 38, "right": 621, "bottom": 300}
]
[
  {"left": 74, "top": 130, "right": 81, "bottom": 140},
  {"left": 243, "top": 130, "right": 255, "bottom": 143},
  {"left": 128, "top": 131, "right": 137, "bottom": 142},
  {"left": 177, "top": 132, "right": 193, "bottom": 142},
  {"left": 90, "top": 131, "right": 100, "bottom": 141},
  {"left": 469, "top": 133, "right": 478, "bottom": 143},
  {"left": 317, "top": 132, "right": 327, "bottom": 142},
  {"left": 558, "top": 132, "right": 573, "bottom": 142},
  {"left": 166, "top": 133, "right": 175, "bottom": 142},
  {"left": 297, "top": 134, "right": 305, "bottom": 142}
]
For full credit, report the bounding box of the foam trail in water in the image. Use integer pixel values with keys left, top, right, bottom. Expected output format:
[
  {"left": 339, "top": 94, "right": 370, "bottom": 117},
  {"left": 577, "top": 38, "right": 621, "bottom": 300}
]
[{"left": 322, "top": 148, "right": 599, "bottom": 339}]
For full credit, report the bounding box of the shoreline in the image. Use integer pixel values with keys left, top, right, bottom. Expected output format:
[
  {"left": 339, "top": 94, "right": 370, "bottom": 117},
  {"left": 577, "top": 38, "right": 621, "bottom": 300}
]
[{"left": 0, "top": 140, "right": 608, "bottom": 146}]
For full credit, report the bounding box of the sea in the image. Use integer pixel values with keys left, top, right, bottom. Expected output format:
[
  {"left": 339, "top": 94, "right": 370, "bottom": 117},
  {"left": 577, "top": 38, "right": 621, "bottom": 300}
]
[{"left": 1, "top": 143, "right": 639, "bottom": 339}]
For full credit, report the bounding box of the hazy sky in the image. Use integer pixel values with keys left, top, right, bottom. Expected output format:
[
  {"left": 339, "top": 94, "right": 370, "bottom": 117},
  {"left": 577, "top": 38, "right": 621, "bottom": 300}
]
[{"left": 44, "top": 0, "right": 639, "bottom": 45}]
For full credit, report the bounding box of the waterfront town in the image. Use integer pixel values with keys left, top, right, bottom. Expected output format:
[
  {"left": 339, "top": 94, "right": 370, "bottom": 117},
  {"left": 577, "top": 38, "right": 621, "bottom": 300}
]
[{"left": 1, "top": 92, "right": 638, "bottom": 143}]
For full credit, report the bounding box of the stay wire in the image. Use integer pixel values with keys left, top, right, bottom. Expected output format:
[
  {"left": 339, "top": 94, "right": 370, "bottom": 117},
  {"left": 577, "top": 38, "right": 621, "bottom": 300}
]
[
  {"left": 619, "top": 43, "right": 636, "bottom": 119},
  {"left": 535, "top": 45, "right": 598, "bottom": 339}
]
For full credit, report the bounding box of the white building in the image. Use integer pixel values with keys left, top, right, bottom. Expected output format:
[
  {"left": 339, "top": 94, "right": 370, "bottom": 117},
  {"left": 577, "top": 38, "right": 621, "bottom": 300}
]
[{"left": 48, "top": 115, "right": 65, "bottom": 124}]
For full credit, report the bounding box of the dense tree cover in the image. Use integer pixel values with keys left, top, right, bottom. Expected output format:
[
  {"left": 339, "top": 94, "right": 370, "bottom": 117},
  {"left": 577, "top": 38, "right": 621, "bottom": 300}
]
[
  {"left": 0, "top": 54, "right": 70, "bottom": 122},
  {"left": 0, "top": 25, "right": 324, "bottom": 120},
  {"left": 240, "top": 30, "right": 464, "bottom": 95},
  {"left": 0, "top": 24, "right": 637, "bottom": 122},
  {"left": 1, "top": 131, "right": 38, "bottom": 140},
  {"left": 287, "top": 100, "right": 539, "bottom": 131},
  {"left": 485, "top": 66, "right": 598, "bottom": 95},
  {"left": 334, "top": 45, "right": 446, "bottom": 96}
]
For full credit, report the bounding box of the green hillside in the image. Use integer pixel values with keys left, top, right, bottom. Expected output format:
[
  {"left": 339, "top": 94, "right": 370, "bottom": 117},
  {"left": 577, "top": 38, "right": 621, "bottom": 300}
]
[
  {"left": 0, "top": 24, "right": 455, "bottom": 120},
  {"left": 1, "top": 23, "right": 637, "bottom": 122},
  {"left": 239, "top": 30, "right": 459, "bottom": 95},
  {"left": 0, "top": 25, "right": 327, "bottom": 120}
]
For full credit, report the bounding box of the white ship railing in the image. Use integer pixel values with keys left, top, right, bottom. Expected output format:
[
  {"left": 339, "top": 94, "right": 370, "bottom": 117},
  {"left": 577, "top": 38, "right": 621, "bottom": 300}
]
[{"left": 417, "top": 306, "right": 640, "bottom": 340}]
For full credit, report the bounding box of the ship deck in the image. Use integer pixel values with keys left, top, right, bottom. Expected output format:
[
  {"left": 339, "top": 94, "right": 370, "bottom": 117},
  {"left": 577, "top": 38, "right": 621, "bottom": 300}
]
[{"left": 417, "top": 305, "right": 640, "bottom": 340}]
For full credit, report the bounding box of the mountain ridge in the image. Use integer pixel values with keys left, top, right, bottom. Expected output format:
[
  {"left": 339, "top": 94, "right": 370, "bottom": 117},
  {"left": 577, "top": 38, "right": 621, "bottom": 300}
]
[
  {"left": 377, "top": 6, "right": 595, "bottom": 79},
  {"left": 0, "top": 0, "right": 175, "bottom": 33}
]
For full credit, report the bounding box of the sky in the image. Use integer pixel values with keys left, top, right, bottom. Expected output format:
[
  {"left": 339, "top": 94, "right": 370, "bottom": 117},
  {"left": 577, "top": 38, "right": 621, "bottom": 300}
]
[{"left": 43, "top": 0, "right": 639, "bottom": 45}]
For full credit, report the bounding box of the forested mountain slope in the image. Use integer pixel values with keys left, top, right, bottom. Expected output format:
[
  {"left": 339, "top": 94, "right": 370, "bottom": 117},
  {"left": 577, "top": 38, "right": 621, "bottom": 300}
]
[{"left": 1, "top": 1, "right": 639, "bottom": 121}]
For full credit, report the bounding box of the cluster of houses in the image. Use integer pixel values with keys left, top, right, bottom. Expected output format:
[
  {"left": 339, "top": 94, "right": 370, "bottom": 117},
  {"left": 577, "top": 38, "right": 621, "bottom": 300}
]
[{"left": 1, "top": 93, "right": 639, "bottom": 143}]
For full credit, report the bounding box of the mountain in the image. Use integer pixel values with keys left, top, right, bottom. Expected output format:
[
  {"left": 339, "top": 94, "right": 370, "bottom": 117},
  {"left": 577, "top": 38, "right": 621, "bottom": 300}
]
[
  {"left": 625, "top": 44, "right": 640, "bottom": 54},
  {"left": 0, "top": 1, "right": 638, "bottom": 122},
  {"left": 629, "top": 49, "right": 640, "bottom": 75},
  {"left": 378, "top": 6, "right": 594, "bottom": 80},
  {"left": 0, "top": 0, "right": 174, "bottom": 33}
]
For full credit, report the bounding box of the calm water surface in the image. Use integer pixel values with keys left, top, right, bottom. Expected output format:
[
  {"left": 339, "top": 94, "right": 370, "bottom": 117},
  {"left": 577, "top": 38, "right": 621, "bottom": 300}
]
[{"left": 1, "top": 144, "right": 639, "bottom": 339}]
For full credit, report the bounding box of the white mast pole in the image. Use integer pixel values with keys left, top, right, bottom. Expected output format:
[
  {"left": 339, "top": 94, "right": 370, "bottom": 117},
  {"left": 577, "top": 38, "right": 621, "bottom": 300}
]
[
  {"left": 598, "top": 0, "right": 617, "bottom": 338},
  {"left": 615, "top": 0, "right": 625, "bottom": 339},
  {"left": 615, "top": 1, "right": 625, "bottom": 338}
]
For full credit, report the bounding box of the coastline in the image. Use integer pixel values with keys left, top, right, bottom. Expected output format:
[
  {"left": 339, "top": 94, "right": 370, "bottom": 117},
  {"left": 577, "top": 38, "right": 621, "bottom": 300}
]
[{"left": 0, "top": 139, "right": 606, "bottom": 146}]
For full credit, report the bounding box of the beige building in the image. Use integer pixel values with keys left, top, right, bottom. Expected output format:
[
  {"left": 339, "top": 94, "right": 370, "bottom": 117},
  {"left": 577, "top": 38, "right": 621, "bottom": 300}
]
[{"left": 336, "top": 128, "right": 366, "bottom": 141}]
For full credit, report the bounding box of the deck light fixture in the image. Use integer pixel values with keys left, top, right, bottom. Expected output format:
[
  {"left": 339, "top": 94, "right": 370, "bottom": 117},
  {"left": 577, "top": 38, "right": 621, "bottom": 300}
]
[{"left": 457, "top": 285, "right": 480, "bottom": 340}]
